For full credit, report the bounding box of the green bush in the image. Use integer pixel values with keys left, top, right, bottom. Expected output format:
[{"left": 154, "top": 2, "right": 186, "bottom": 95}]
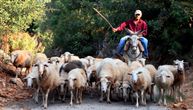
[{"left": 8, "top": 33, "right": 39, "bottom": 54}]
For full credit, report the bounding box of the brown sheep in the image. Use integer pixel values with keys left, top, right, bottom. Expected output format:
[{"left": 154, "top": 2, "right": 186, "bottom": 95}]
[
  {"left": 11, "top": 50, "right": 33, "bottom": 79},
  {"left": 35, "top": 62, "right": 63, "bottom": 109}
]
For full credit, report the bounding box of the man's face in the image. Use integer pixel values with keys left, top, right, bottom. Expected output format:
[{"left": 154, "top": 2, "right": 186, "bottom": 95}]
[{"left": 135, "top": 14, "right": 141, "bottom": 20}]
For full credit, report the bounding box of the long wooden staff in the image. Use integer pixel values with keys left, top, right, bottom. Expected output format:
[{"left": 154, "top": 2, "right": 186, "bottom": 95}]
[{"left": 93, "top": 8, "right": 114, "bottom": 28}]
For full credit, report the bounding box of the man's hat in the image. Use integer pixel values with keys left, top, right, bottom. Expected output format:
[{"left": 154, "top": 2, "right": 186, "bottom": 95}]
[{"left": 134, "top": 10, "right": 142, "bottom": 16}]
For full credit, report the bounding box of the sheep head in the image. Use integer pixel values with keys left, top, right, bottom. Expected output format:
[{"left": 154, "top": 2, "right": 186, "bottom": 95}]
[
  {"left": 173, "top": 59, "right": 184, "bottom": 72},
  {"left": 100, "top": 77, "right": 112, "bottom": 93},
  {"left": 34, "top": 62, "right": 49, "bottom": 78}
]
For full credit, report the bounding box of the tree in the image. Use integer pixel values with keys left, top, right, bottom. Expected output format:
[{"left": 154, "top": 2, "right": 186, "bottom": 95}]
[
  {"left": 41, "top": 0, "right": 193, "bottom": 63},
  {"left": 0, "top": 0, "right": 47, "bottom": 35}
]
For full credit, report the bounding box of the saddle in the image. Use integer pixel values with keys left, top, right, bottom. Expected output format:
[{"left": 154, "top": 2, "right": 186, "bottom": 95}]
[{"left": 124, "top": 40, "right": 144, "bottom": 52}]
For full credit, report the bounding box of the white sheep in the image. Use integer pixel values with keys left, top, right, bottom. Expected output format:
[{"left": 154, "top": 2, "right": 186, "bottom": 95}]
[
  {"left": 155, "top": 67, "right": 174, "bottom": 106},
  {"left": 49, "top": 56, "right": 63, "bottom": 64},
  {"left": 130, "top": 67, "right": 152, "bottom": 107},
  {"left": 84, "top": 56, "right": 95, "bottom": 66},
  {"left": 96, "top": 59, "right": 116, "bottom": 103},
  {"left": 144, "top": 64, "right": 157, "bottom": 101},
  {"left": 85, "top": 58, "right": 103, "bottom": 97},
  {"left": 23, "top": 65, "right": 40, "bottom": 103},
  {"left": 96, "top": 58, "right": 127, "bottom": 103},
  {"left": 68, "top": 68, "right": 87, "bottom": 106},
  {"left": 122, "top": 60, "right": 143, "bottom": 102},
  {"left": 158, "top": 59, "right": 185, "bottom": 102},
  {"left": 33, "top": 53, "right": 48, "bottom": 64},
  {"left": 61, "top": 52, "right": 80, "bottom": 63}
]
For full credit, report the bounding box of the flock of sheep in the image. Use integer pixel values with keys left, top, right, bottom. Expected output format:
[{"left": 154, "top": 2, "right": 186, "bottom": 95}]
[{"left": 4, "top": 50, "right": 186, "bottom": 109}]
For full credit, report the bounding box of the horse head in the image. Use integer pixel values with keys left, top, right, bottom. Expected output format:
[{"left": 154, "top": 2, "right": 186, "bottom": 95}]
[{"left": 128, "top": 35, "right": 139, "bottom": 54}]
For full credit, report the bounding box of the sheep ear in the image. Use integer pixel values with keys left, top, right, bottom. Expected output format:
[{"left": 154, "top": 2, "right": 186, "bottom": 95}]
[
  {"left": 56, "top": 60, "right": 60, "bottom": 64},
  {"left": 47, "top": 60, "right": 52, "bottom": 64},
  {"left": 44, "top": 64, "right": 48, "bottom": 67},
  {"left": 138, "top": 72, "right": 142, "bottom": 74},
  {"left": 106, "top": 76, "right": 113, "bottom": 83},
  {"left": 128, "top": 73, "right": 132, "bottom": 75}
]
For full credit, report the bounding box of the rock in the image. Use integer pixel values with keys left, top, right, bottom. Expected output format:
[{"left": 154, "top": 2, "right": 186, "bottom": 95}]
[
  {"left": 173, "top": 103, "right": 188, "bottom": 110},
  {"left": 10, "top": 78, "right": 24, "bottom": 89}
]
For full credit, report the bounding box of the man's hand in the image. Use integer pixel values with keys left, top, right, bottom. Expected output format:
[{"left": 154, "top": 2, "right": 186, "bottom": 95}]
[
  {"left": 112, "top": 28, "right": 118, "bottom": 32},
  {"left": 138, "top": 34, "right": 142, "bottom": 37}
]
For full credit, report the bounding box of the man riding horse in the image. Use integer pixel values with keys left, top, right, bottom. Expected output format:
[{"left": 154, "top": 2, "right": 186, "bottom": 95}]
[{"left": 112, "top": 10, "right": 148, "bottom": 59}]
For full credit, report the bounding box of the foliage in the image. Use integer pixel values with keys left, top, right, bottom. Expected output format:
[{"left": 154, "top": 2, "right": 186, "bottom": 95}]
[
  {"left": 0, "top": 0, "right": 46, "bottom": 35},
  {"left": 8, "top": 33, "right": 41, "bottom": 54},
  {"left": 40, "top": 0, "right": 193, "bottom": 63},
  {"left": 0, "top": 0, "right": 192, "bottom": 64}
]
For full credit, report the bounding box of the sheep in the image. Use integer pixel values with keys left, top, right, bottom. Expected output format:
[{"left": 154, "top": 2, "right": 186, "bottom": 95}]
[
  {"left": 155, "top": 67, "right": 174, "bottom": 106},
  {"left": 84, "top": 56, "right": 95, "bottom": 66},
  {"left": 86, "top": 61, "right": 102, "bottom": 97},
  {"left": 23, "top": 65, "right": 40, "bottom": 103},
  {"left": 68, "top": 68, "right": 87, "bottom": 106},
  {"left": 172, "top": 60, "right": 185, "bottom": 102},
  {"left": 96, "top": 59, "right": 116, "bottom": 103},
  {"left": 60, "top": 52, "right": 80, "bottom": 63},
  {"left": 60, "top": 60, "right": 85, "bottom": 73},
  {"left": 129, "top": 67, "right": 152, "bottom": 107},
  {"left": 79, "top": 58, "right": 90, "bottom": 70},
  {"left": 58, "top": 63, "right": 68, "bottom": 102},
  {"left": 158, "top": 59, "right": 185, "bottom": 102},
  {"left": 33, "top": 53, "right": 48, "bottom": 64},
  {"left": 10, "top": 50, "right": 33, "bottom": 79},
  {"left": 58, "top": 60, "right": 85, "bottom": 102},
  {"left": 96, "top": 58, "right": 127, "bottom": 103},
  {"left": 48, "top": 56, "right": 63, "bottom": 64},
  {"left": 122, "top": 61, "right": 143, "bottom": 102},
  {"left": 144, "top": 64, "right": 157, "bottom": 101},
  {"left": 35, "top": 62, "right": 63, "bottom": 109}
]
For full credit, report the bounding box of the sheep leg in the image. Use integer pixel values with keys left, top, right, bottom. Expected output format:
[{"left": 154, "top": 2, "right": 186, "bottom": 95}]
[
  {"left": 99, "top": 89, "right": 104, "bottom": 102},
  {"left": 163, "top": 89, "right": 167, "bottom": 106},
  {"left": 75, "top": 88, "right": 79, "bottom": 104},
  {"left": 62, "top": 85, "right": 67, "bottom": 102},
  {"left": 143, "top": 91, "right": 147, "bottom": 106},
  {"left": 70, "top": 90, "right": 73, "bottom": 106},
  {"left": 15, "top": 68, "right": 20, "bottom": 80},
  {"left": 43, "top": 89, "right": 50, "bottom": 109},
  {"left": 40, "top": 89, "right": 44, "bottom": 107},
  {"left": 107, "top": 85, "right": 111, "bottom": 104},
  {"left": 123, "top": 88, "right": 128, "bottom": 102},
  {"left": 51, "top": 89, "right": 56, "bottom": 104},
  {"left": 79, "top": 88, "right": 83, "bottom": 104},
  {"left": 158, "top": 88, "right": 163, "bottom": 106},
  {"left": 135, "top": 92, "right": 139, "bottom": 108},
  {"left": 141, "top": 90, "right": 146, "bottom": 106},
  {"left": 151, "top": 85, "right": 155, "bottom": 102},
  {"left": 179, "top": 85, "right": 183, "bottom": 102},
  {"left": 34, "top": 87, "right": 39, "bottom": 104}
]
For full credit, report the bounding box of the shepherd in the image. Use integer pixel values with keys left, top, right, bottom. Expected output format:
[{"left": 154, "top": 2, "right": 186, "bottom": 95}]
[{"left": 112, "top": 10, "right": 148, "bottom": 58}]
